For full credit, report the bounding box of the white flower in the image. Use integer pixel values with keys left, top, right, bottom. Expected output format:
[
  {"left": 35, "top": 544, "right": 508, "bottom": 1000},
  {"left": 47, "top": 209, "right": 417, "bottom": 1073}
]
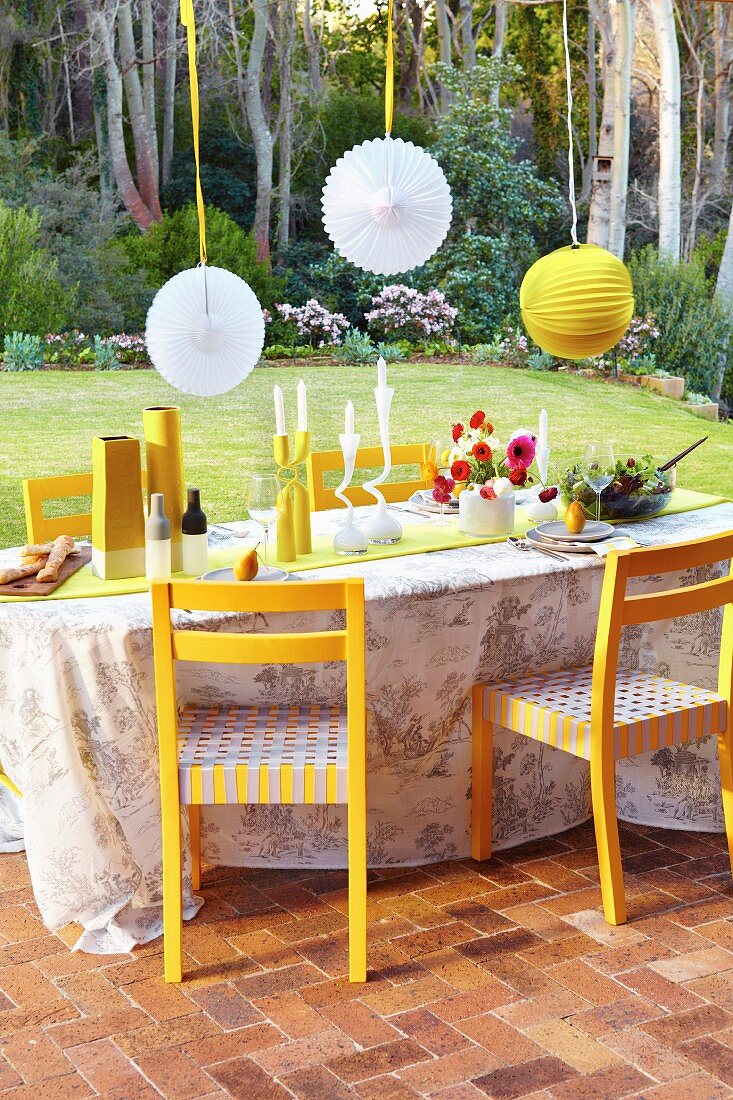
[
  {"left": 493, "top": 477, "right": 513, "bottom": 497},
  {"left": 486, "top": 434, "right": 502, "bottom": 451},
  {"left": 448, "top": 446, "right": 466, "bottom": 466},
  {"left": 507, "top": 427, "right": 536, "bottom": 443}
]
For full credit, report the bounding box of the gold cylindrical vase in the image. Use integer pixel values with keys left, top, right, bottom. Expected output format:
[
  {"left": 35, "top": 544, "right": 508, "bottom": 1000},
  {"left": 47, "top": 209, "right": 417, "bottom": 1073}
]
[
  {"left": 273, "top": 434, "right": 296, "bottom": 563},
  {"left": 91, "top": 436, "right": 146, "bottom": 579},
  {"left": 143, "top": 406, "right": 185, "bottom": 572},
  {"left": 292, "top": 430, "right": 312, "bottom": 556}
]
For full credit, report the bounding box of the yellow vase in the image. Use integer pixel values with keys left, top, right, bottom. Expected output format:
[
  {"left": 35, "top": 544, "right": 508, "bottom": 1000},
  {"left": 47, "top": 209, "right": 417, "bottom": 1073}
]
[
  {"left": 91, "top": 436, "right": 146, "bottom": 579},
  {"left": 143, "top": 407, "right": 185, "bottom": 572}
]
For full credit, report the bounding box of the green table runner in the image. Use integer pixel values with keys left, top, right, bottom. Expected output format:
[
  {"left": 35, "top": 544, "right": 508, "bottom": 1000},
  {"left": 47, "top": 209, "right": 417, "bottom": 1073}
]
[{"left": 0, "top": 488, "right": 728, "bottom": 603}]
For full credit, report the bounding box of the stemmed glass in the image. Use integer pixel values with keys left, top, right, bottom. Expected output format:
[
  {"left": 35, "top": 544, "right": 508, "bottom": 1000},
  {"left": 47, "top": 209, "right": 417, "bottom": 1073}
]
[
  {"left": 246, "top": 474, "right": 281, "bottom": 572},
  {"left": 582, "top": 442, "right": 615, "bottom": 522}
]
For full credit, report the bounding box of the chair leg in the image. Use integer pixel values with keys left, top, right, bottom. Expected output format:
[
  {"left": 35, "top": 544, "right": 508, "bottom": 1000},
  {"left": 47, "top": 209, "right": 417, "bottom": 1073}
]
[
  {"left": 188, "top": 805, "right": 201, "bottom": 891},
  {"left": 347, "top": 791, "right": 367, "bottom": 983},
  {"left": 471, "top": 685, "right": 493, "bottom": 862},
  {"left": 162, "top": 801, "right": 184, "bottom": 982},
  {"left": 590, "top": 754, "right": 626, "bottom": 925},
  {"left": 717, "top": 726, "right": 733, "bottom": 878}
]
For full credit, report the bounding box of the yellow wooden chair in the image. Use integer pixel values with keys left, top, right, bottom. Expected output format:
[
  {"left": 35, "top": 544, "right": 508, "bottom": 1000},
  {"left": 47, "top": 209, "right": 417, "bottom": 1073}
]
[
  {"left": 23, "top": 470, "right": 148, "bottom": 544},
  {"left": 151, "top": 577, "right": 367, "bottom": 983},
  {"left": 307, "top": 443, "right": 432, "bottom": 511},
  {"left": 471, "top": 531, "right": 733, "bottom": 926}
]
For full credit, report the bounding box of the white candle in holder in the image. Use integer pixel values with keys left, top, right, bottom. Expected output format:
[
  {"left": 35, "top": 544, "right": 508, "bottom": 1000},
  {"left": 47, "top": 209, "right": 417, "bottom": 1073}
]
[
  {"left": 345, "top": 400, "right": 354, "bottom": 436},
  {"left": 274, "top": 385, "right": 286, "bottom": 435}
]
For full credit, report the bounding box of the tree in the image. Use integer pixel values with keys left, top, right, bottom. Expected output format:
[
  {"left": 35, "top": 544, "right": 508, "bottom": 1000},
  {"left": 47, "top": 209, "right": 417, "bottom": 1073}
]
[{"left": 650, "top": 0, "right": 681, "bottom": 260}]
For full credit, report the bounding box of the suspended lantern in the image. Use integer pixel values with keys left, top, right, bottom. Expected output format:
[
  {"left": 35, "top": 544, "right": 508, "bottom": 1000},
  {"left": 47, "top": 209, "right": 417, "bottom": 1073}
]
[
  {"left": 145, "top": 0, "right": 263, "bottom": 396},
  {"left": 321, "top": 0, "right": 452, "bottom": 275},
  {"left": 519, "top": 0, "right": 634, "bottom": 360},
  {"left": 520, "top": 244, "right": 633, "bottom": 359}
]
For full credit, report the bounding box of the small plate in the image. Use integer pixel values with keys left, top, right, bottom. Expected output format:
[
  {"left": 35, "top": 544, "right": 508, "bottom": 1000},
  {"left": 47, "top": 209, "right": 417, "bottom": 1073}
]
[
  {"left": 525, "top": 528, "right": 596, "bottom": 554},
  {"left": 536, "top": 520, "right": 614, "bottom": 543},
  {"left": 201, "top": 566, "right": 290, "bottom": 583}
]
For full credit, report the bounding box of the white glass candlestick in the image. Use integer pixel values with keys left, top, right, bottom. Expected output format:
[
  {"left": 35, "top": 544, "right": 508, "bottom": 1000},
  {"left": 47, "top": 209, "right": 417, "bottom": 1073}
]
[
  {"left": 363, "top": 372, "right": 403, "bottom": 545},
  {"left": 333, "top": 432, "right": 369, "bottom": 556}
]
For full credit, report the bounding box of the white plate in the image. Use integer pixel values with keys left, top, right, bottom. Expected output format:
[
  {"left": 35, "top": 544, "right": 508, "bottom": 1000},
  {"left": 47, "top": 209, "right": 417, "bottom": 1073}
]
[
  {"left": 201, "top": 566, "right": 290, "bottom": 582},
  {"left": 525, "top": 528, "right": 596, "bottom": 554},
  {"left": 536, "top": 520, "right": 614, "bottom": 543}
]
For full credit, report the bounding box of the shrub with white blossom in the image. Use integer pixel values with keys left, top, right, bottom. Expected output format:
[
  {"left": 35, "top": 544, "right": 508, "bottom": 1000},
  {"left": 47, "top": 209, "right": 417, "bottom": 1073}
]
[
  {"left": 364, "top": 285, "right": 458, "bottom": 342},
  {"left": 275, "top": 299, "right": 350, "bottom": 347}
]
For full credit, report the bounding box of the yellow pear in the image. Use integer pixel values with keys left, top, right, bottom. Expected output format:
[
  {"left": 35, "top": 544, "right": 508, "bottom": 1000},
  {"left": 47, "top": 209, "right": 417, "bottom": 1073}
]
[
  {"left": 233, "top": 548, "right": 259, "bottom": 581},
  {"left": 565, "top": 501, "right": 587, "bottom": 535}
]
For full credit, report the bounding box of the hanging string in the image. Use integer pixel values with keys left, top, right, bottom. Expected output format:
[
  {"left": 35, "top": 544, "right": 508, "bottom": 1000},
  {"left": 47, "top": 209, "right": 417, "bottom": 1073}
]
[
  {"left": 385, "top": 0, "right": 394, "bottom": 135},
  {"left": 180, "top": 0, "right": 207, "bottom": 264},
  {"left": 562, "top": 0, "right": 579, "bottom": 247}
]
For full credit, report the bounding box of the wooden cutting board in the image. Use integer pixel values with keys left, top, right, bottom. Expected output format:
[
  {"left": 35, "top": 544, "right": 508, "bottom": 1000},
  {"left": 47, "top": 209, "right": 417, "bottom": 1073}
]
[{"left": 0, "top": 545, "right": 92, "bottom": 597}]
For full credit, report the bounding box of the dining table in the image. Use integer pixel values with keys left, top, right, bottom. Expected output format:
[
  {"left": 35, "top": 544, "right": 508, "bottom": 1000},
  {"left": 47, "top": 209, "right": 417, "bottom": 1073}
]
[{"left": 0, "top": 495, "right": 731, "bottom": 954}]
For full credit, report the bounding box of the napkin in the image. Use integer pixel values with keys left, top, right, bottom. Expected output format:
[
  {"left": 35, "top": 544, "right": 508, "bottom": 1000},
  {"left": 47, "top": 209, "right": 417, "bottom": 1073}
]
[{"left": 588, "top": 536, "right": 639, "bottom": 557}]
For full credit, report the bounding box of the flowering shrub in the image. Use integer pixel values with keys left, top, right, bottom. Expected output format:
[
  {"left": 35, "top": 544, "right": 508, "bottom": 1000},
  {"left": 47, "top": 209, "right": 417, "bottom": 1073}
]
[
  {"left": 44, "top": 330, "right": 89, "bottom": 364},
  {"left": 365, "top": 285, "right": 457, "bottom": 342},
  {"left": 444, "top": 410, "right": 537, "bottom": 490},
  {"left": 103, "top": 333, "right": 149, "bottom": 364},
  {"left": 490, "top": 324, "right": 531, "bottom": 369},
  {"left": 617, "top": 314, "right": 660, "bottom": 363},
  {"left": 276, "top": 299, "right": 350, "bottom": 347}
]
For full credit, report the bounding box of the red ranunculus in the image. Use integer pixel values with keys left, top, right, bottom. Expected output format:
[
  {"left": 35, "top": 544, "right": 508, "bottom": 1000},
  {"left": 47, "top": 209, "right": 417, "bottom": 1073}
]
[
  {"left": 484, "top": 420, "right": 494, "bottom": 435},
  {"left": 432, "top": 473, "right": 455, "bottom": 504},
  {"left": 469, "top": 410, "right": 485, "bottom": 430},
  {"left": 451, "top": 460, "right": 471, "bottom": 482},
  {"left": 480, "top": 484, "right": 497, "bottom": 500},
  {"left": 539, "top": 486, "right": 558, "bottom": 502},
  {"left": 452, "top": 423, "right": 464, "bottom": 443},
  {"left": 509, "top": 467, "right": 528, "bottom": 486},
  {"left": 472, "top": 441, "right": 492, "bottom": 461}
]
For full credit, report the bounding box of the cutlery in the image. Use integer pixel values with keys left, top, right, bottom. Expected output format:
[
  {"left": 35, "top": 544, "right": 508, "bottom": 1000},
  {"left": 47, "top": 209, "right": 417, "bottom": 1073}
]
[
  {"left": 508, "top": 536, "right": 568, "bottom": 561},
  {"left": 658, "top": 436, "right": 708, "bottom": 473}
]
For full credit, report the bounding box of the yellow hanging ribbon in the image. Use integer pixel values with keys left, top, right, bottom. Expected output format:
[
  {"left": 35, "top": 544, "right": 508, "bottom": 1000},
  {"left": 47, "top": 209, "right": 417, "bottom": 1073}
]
[
  {"left": 385, "top": 0, "right": 394, "bottom": 135},
  {"left": 180, "top": 0, "right": 207, "bottom": 264}
]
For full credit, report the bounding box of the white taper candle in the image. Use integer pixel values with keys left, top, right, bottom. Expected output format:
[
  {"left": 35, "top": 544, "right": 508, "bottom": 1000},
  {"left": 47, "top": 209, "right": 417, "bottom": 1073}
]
[
  {"left": 377, "top": 355, "right": 387, "bottom": 391},
  {"left": 345, "top": 400, "right": 354, "bottom": 436},
  {"left": 274, "top": 384, "right": 286, "bottom": 435}
]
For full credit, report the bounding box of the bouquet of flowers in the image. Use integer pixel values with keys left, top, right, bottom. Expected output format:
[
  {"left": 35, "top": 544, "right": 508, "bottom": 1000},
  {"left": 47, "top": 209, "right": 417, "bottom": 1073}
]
[{"left": 443, "top": 410, "right": 537, "bottom": 500}]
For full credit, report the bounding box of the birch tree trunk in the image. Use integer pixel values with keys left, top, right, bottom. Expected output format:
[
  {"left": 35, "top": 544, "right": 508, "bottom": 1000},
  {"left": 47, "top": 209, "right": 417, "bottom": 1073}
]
[
  {"left": 434, "top": 0, "right": 452, "bottom": 112},
  {"left": 244, "top": 0, "right": 273, "bottom": 262},
  {"left": 302, "top": 0, "right": 322, "bottom": 99},
  {"left": 140, "top": 0, "right": 159, "bottom": 189},
  {"left": 276, "top": 0, "right": 295, "bottom": 250},
  {"left": 712, "top": 4, "right": 733, "bottom": 195},
  {"left": 587, "top": 0, "right": 614, "bottom": 250},
  {"left": 458, "top": 0, "right": 476, "bottom": 68},
  {"left": 117, "top": 0, "right": 162, "bottom": 220},
  {"left": 82, "top": 0, "right": 157, "bottom": 230},
  {"left": 581, "top": 8, "right": 597, "bottom": 200},
  {"left": 161, "top": 0, "right": 178, "bottom": 190},
  {"left": 650, "top": 0, "right": 681, "bottom": 261},
  {"left": 488, "top": 0, "right": 507, "bottom": 108},
  {"left": 608, "top": 0, "right": 634, "bottom": 258}
]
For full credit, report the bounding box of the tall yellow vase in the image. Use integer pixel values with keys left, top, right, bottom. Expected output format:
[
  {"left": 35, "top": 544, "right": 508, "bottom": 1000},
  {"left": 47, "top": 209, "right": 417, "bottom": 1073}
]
[
  {"left": 143, "top": 406, "right": 185, "bottom": 572},
  {"left": 91, "top": 436, "right": 146, "bottom": 579}
]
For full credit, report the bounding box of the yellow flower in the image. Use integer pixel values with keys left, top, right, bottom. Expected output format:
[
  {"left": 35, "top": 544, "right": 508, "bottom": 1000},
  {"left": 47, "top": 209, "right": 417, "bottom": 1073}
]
[{"left": 420, "top": 459, "right": 438, "bottom": 484}]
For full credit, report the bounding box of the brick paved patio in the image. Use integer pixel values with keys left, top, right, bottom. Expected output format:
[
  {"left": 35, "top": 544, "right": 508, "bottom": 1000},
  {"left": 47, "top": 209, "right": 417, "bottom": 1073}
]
[{"left": 1, "top": 821, "right": 733, "bottom": 1097}]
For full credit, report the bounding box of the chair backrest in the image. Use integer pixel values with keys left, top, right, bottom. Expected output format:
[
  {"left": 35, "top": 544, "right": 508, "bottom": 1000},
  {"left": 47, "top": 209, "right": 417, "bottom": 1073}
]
[
  {"left": 591, "top": 532, "right": 733, "bottom": 747},
  {"left": 23, "top": 473, "right": 94, "bottom": 543},
  {"left": 307, "top": 443, "right": 432, "bottom": 511},
  {"left": 150, "top": 578, "right": 366, "bottom": 768},
  {"left": 23, "top": 469, "right": 147, "bottom": 544}
]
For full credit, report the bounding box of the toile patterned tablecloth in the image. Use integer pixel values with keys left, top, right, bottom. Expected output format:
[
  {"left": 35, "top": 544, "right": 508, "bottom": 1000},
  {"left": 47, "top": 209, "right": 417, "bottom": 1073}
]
[{"left": 0, "top": 501, "right": 731, "bottom": 953}]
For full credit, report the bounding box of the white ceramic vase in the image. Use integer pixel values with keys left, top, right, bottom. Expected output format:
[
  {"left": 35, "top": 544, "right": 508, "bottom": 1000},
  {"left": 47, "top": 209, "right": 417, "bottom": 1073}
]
[{"left": 458, "top": 484, "right": 515, "bottom": 537}]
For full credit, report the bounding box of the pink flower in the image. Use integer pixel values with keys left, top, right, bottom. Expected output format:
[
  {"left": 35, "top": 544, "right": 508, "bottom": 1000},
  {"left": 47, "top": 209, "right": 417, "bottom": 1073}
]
[
  {"left": 432, "top": 474, "right": 455, "bottom": 504},
  {"left": 505, "top": 433, "right": 536, "bottom": 470},
  {"left": 480, "top": 485, "right": 497, "bottom": 500}
]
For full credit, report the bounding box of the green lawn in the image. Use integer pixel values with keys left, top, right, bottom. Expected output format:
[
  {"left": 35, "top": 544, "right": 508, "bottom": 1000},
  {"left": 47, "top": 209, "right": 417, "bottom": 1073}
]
[{"left": 1, "top": 364, "right": 731, "bottom": 548}]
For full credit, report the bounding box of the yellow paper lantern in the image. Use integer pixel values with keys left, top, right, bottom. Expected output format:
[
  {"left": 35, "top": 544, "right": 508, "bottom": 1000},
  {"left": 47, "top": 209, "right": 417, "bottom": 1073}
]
[{"left": 520, "top": 243, "right": 634, "bottom": 360}]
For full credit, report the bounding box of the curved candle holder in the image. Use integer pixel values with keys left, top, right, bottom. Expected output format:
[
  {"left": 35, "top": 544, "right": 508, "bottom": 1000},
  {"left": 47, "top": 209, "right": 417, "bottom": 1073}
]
[
  {"left": 333, "top": 433, "right": 368, "bottom": 556},
  {"left": 273, "top": 431, "right": 312, "bottom": 563},
  {"left": 363, "top": 384, "right": 403, "bottom": 545}
]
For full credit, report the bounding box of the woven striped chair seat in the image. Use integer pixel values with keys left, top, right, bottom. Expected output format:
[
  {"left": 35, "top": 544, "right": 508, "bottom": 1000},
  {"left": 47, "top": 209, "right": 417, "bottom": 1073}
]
[
  {"left": 177, "top": 703, "right": 348, "bottom": 806},
  {"left": 483, "top": 667, "right": 727, "bottom": 761}
]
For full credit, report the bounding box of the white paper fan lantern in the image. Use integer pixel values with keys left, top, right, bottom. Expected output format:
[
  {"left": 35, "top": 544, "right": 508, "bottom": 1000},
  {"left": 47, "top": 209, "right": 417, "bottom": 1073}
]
[
  {"left": 322, "top": 135, "right": 452, "bottom": 276},
  {"left": 145, "top": 265, "right": 265, "bottom": 397}
]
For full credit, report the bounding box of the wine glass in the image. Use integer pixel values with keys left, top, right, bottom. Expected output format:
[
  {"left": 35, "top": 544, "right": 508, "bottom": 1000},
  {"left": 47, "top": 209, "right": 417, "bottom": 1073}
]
[
  {"left": 582, "top": 442, "right": 616, "bottom": 522},
  {"left": 246, "top": 474, "right": 281, "bottom": 571}
]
